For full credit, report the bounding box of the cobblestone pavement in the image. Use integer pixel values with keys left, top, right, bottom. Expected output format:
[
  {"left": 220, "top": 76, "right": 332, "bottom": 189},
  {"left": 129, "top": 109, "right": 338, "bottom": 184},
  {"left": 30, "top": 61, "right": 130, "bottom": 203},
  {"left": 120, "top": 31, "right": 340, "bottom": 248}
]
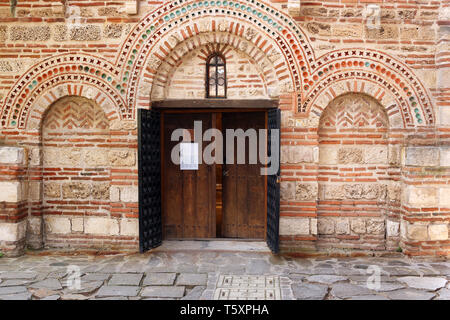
[{"left": 0, "top": 249, "right": 448, "bottom": 300}]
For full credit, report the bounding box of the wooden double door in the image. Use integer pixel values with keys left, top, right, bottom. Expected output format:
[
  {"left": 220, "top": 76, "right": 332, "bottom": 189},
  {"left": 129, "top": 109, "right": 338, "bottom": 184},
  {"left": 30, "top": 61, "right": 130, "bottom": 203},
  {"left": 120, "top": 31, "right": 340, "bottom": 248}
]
[{"left": 162, "top": 110, "right": 266, "bottom": 240}]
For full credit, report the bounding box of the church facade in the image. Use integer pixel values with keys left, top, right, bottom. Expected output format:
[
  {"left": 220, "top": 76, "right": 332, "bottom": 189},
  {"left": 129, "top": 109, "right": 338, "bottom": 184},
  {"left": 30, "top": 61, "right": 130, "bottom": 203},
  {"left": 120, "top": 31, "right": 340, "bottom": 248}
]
[{"left": 0, "top": 0, "right": 448, "bottom": 257}]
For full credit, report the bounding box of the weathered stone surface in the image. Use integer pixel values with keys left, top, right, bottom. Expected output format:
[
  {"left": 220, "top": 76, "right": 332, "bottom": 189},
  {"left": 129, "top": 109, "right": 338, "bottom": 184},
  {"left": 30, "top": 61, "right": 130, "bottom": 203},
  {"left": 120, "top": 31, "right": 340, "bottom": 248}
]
[
  {"left": 41, "top": 295, "right": 60, "bottom": 300},
  {"left": 338, "top": 148, "right": 363, "bottom": 164},
  {"left": 44, "top": 183, "right": 61, "bottom": 199},
  {"left": 366, "top": 219, "right": 385, "bottom": 235},
  {"left": 91, "top": 183, "right": 110, "bottom": 200},
  {"left": 281, "top": 146, "right": 315, "bottom": 164},
  {"left": 335, "top": 219, "right": 350, "bottom": 235},
  {"left": 0, "top": 221, "right": 27, "bottom": 242},
  {"left": 176, "top": 273, "right": 207, "bottom": 286},
  {"left": 322, "top": 184, "right": 386, "bottom": 200},
  {"left": 85, "top": 217, "right": 119, "bottom": 236},
  {"left": 70, "top": 25, "right": 101, "bottom": 41},
  {"left": 0, "top": 272, "right": 37, "bottom": 280},
  {"left": 406, "top": 186, "right": 437, "bottom": 207},
  {"left": 386, "top": 220, "right": 400, "bottom": 237},
  {"left": 0, "top": 181, "right": 22, "bottom": 202},
  {"left": 351, "top": 219, "right": 366, "bottom": 234},
  {"left": 64, "top": 281, "right": 103, "bottom": 295},
  {"left": 81, "top": 274, "right": 111, "bottom": 282},
  {"left": 96, "top": 286, "right": 140, "bottom": 297},
  {"left": 104, "top": 24, "right": 123, "bottom": 38},
  {"left": 29, "top": 279, "right": 62, "bottom": 291},
  {"left": 318, "top": 219, "right": 334, "bottom": 235},
  {"left": 295, "top": 183, "right": 318, "bottom": 201},
  {"left": 363, "top": 146, "right": 388, "bottom": 164},
  {"left": 330, "top": 283, "right": 372, "bottom": 299},
  {"left": 386, "top": 289, "right": 435, "bottom": 300},
  {"left": 0, "top": 286, "right": 28, "bottom": 295},
  {"left": 120, "top": 219, "right": 138, "bottom": 236},
  {"left": 71, "top": 218, "right": 84, "bottom": 232},
  {"left": 436, "top": 288, "right": 450, "bottom": 300},
  {"left": 44, "top": 216, "right": 71, "bottom": 235},
  {"left": 62, "top": 182, "right": 91, "bottom": 199},
  {"left": 0, "top": 292, "right": 32, "bottom": 300},
  {"left": 85, "top": 149, "right": 108, "bottom": 167},
  {"left": 0, "top": 147, "right": 24, "bottom": 164},
  {"left": 143, "top": 273, "right": 177, "bottom": 286},
  {"left": 405, "top": 147, "right": 440, "bottom": 167},
  {"left": 306, "top": 275, "right": 347, "bottom": 284},
  {"left": 370, "top": 283, "right": 406, "bottom": 292},
  {"left": 109, "top": 274, "right": 143, "bottom": 286},
  {"left": 31, "top": 288, "right": 58, "bottom": 299},
  {"left": 109, "top": 150, "right": 136, "bottom": 166},
  {"left": 439, "top": 188, "right": 450, "bottom": 206},
  {"left": 366, "top": 25, "right": 399, "bottom": 39},
  {"left": 280, "top": 217, "right": 310, "bottom": 236},
  {"left": 181, "top": 286, "right": 205, "bottom": 300},
  {"left": 10, "top": 26, "right": 50, "bottom": 41},
  {"left": 440, "top": 147, "right": 450, "bottom": 167},
  {"left": 119, "top": 186, "right": 138, "bottom": 203},
  {"left": 428, "top": 224, "right": 448, "bottom": 241},
  {"left": 281, "top": 181, "right": 295, "bottom": 200},
  {"left": 319, "top": 146, "right": 338, "bottom": 165},
  {"left": 407, "top": 224, "right": 428, "bottom": 241},
  {"left": 397, "top": 277, "right": 447, "bottom": 291},
  {"left": 141, "top": 286, "right": 185, "bottom": 298},
  {"left": 292, "top": 283, "right": 328, "bottom": 300}
]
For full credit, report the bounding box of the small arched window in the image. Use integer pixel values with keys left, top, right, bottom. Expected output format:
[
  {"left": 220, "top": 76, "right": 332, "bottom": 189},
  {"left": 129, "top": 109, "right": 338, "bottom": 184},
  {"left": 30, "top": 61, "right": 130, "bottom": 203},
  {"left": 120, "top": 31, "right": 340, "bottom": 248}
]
[{"left": 206, "top": 53, "right": 227, "bottom": 99}]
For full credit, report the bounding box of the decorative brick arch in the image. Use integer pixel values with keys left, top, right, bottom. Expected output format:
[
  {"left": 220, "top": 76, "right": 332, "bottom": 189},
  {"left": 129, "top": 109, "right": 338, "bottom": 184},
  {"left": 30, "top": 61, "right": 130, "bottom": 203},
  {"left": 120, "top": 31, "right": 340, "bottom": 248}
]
[
  {"left": 118, "top": 0, "right": 315, "bottom": 110},
  {"left": 150, "top": 32, "right": 284, "bottom": 100},
  {"left": 302, "top": 49, "right": 435, "bottom": 128},
  {"left": 0, "top": 54, "right": 124, "bottom": 129}
]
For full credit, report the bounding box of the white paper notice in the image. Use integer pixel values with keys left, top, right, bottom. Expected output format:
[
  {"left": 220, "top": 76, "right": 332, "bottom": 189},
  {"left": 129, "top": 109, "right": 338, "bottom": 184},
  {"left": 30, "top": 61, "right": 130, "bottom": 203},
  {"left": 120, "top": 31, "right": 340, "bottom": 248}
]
[{"left": 180, "top": 143, "right": 199, "bottom": 170}]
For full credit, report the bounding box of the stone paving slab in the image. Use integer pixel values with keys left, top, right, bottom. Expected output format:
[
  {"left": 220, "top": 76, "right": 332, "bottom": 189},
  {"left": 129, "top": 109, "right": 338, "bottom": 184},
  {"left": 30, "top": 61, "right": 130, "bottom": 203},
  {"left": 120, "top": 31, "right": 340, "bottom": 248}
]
[
  {"left": 141, "top": 286, "right": 186, "bottom": 298},
  {"left": 0, "top": 250, "right": 448, "bottom": 300},
  {"left": 96, "top": 286, "right": 141, "bottom": 297},
  {"left": 143, "top": 273, "right": 176, "bottom": 286},
  {"left": 109, "top": 274, "right": 143, "bottom": 286}
]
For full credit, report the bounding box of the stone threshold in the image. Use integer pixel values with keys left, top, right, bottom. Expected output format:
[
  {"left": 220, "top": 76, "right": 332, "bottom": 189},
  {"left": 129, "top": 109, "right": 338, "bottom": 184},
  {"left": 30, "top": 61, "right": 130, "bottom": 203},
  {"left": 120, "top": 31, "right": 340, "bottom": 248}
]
[{"left": 152, "top": 240, "right": 271, "bottom": 253}]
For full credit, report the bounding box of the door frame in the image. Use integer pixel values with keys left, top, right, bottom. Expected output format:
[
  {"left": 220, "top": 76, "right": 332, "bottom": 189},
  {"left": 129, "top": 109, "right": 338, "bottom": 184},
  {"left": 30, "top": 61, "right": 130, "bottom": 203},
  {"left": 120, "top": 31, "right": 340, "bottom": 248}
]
[{"left": 154, "top": 99, "right": 279, "bottom": 241}]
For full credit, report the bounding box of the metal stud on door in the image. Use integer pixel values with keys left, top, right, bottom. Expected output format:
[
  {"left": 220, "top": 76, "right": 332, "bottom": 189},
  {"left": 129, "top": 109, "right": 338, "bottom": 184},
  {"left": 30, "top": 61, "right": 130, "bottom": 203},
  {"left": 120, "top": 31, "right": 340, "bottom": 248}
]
[
  {"left": 138, "top": 109, "right": 162, "bottom": 252},
  {"left": 266, "top": 109, "right": 281, "bottom": 254}
]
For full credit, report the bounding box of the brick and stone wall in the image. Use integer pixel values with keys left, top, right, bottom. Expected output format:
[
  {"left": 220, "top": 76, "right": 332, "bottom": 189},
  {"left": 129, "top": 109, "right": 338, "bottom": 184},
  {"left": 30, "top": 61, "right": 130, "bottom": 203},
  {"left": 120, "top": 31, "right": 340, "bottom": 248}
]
[{"left": 0, "top": 0, "right": 448, "bottom": 257}]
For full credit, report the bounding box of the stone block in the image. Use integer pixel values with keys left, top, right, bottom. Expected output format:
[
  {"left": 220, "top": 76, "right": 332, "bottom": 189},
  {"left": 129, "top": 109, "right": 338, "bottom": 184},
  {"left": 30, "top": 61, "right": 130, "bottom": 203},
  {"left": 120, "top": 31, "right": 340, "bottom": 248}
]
[
  {"left": 428, "top": 224, "right": 448, "bottom": 241},
  {"left": 71, "top": 218, "right": 84, "bottom": 232},
  {"left": 10, "top": 26, "right": 50, "bottom": 41},
  {"left": 176, "top": 274, "right": 207, "bottom": 286},
  {"left": 311, "top": 218, "right": 317, "bottom": 235},
  {"left": 85, "top": 149, "right": 108, "bottom": 167},
  {"left": 110, "top": 186, "right": 120, "bottom": 202},
  {"left": 366, "top": 219, "right": 385, "bottom": 235},
  {"left": 120, "top": 219, "right": 138, "bottom": 236},
  {"left": 85, "top": 217, "right": 119, "bottom": 236},
  {"left": 281, "top": 146, "right": 314, "bottom": 164},
  {"left": 29, "top": 181, "right": 42, "bottom": 201},
  {"left": 109, "top": 274, "right": 143, "bottom": 286},
  {"left": 323, "top": 184, "right": 386, "bottom": 200},
  {"left": 120, "top": 186, "right": 138, "bottom": 203},
  {"left": 280, "top": 181, "right": 295, "bottom": 200},
  {"left": 350, "top": 219, "right": 366, "bottom": 234},
  {"left": 44, "top": 216, "right": 71, "bottom": 235},
  {"left": 335, "top": 219, "right": 350, "bottom": 235},
  {"left": 407, "top": 224, "right": 428, "bottom": 241},
  {"left": 91, "top": 183, "right": 110, "bottom": 200},
  {"left": 96, "top": 286, "right": 140, "bottom": 297},
  {"left": 439, "top": 107, "right": 450, "bottom": 126},
  {"left": 318, "top": 219, "right": 334, "bottom": 235},
  {"left": 406, "top": 186, "right": 437, "bottom": 207},
  {"left": 404, "top": 147, "right": 439, "bottom": 167},
  {"left": 295, "top": 183, "right": 318, "bottom": 201},
  {"left": 0, "top": 147, "right": 24, "bottom": 164},
  {"left": 319, "top": 146, "right": 338, "bottom": 165},
  {"left": 109, "top": 149, "right": 136, "bottom": 167},
  {"left": 0, "top": 221, "right": 27, "bottom": 242},
  {"left": 44, "top": 183, "right": 61, "bottom": 199},
  {"left": 62, "top": 182, "right": 91, "bottom": 199},
  {"left": 363, "top": 146, "right": 388, "bottom": 164},
  {"left": 43, "top": 147, "right": 82, "bottom": 167},
  {"left": 279, "top": 217, "right": 310, "bottom": 236},
  {"left": 386, "top": 220, "right": 400, "bottom": 237},
  {"left": 0, "top": 182, "right": 22, "bottom": 202},
  {"left": 439, "top": 188, "right": 450, "bottom": 206},
  {"left": 70, "top": 25, "right": 101, "bottom": 41},
  {"left": 440, "top": 147, "right": 450, "bottom": 167}
]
